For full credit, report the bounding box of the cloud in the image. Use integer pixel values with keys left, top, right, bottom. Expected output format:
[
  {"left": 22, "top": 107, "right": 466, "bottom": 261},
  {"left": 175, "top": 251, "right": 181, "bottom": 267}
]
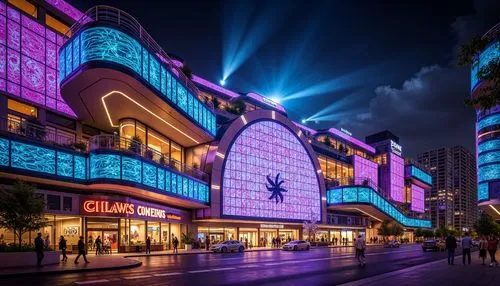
[{"left": 343, "top": 65, "right": 475, "bottom": 157}]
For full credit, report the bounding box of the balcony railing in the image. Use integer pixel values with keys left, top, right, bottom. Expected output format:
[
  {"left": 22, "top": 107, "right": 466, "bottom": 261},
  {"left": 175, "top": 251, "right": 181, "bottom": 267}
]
[
  {"left": 0, "top": 117, "right": 88, "bottom": 151},
  {"left": 66, "top": 5, "right": 211, "bottom": 109},
  {"left": 89, "top": 135, "right": 209, "bottom": 182}
]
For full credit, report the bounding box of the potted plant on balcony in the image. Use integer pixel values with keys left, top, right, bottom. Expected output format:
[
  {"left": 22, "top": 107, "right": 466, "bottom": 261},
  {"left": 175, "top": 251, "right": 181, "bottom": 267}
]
[
  {"left": 72, "top": 142, "right": 87, "bottom": 152},
  {"left": 129, "top": 135, "right": 142, "bottom": 154},
  {"left": 25, "top": 117, "right": 46, "bottom": 140},
  {"left": 145, "top": 149, "right": 154, "bottom": 160},
  {"left": 181, "top": 232, "right": 195, "bottom": 251},
  {"left": 159, "top": 155, "right": 167, "bottom": 166}
]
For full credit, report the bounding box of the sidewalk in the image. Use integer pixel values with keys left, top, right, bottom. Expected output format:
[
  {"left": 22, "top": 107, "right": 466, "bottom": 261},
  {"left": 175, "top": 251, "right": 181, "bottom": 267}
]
[
  {"left": 0, "top": 254, "right": 142, "bottom": 277},
  {"left": 340, "top": 251, "right": 499, "bottom": 286}
]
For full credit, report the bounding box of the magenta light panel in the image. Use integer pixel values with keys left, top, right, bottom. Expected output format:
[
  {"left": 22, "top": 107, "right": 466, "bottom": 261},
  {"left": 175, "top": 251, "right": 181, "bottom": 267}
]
[
  {"left": 222, "top": 120, "right": 321, "bottom": 221},
  {"left": 0, "top": 4, "right": 75, "bottom": 116},
  {"left": 411, "top": 184, "right": 425, "bottom": 213},
  {"left": 353, "top": 155, "right": 378, "bottom": 186},
  {"left": 44, "top": 0, "right": 84, "bottom": 22},
  {"left": 390, "top": 153, "right": 405, "bottom": 203}
]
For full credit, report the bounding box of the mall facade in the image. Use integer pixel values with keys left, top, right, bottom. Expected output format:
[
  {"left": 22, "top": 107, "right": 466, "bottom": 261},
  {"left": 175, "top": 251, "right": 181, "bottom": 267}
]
[
  {"left": 473, "top": 23, "right": 500, "bottom": 221},
  {"left": 0, "top": 1, "right": 431, "bottom": 252}
]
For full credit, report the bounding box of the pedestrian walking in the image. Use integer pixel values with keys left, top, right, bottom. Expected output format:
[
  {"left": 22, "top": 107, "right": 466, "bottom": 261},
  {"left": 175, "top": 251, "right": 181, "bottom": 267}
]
[
  {"left": 146, "top": 236, "right": 151, "bottom": 254},
  {"left": 272, "top": 237, "right": 276, "bottom": 248},
  {"left": 354, "top": 235, "right": 366, "bottom": 267},
  {"left": 479, "top": 236, "right": 488, "bottom": 265},
  {"left": 172, "top": 235, "right": 179, "bottom": 254},
  {"left": 487, "top": 235, "right": 498, "bottom": 267},
  {"left": 44, "top": 235, "right": 50, "bottom": 250},
  {"left": 59, "top": 235, "right": 68, "bottom": 262},
  {"left": 445, "top": 233, "right": 457, "bottom": 265},
  {"left": 205, "top": 236, "right": 210, "bottom": 251},
  {"left": 34, "top": 232, "right": 44, "bottom": 266},
  {"left": 461, "top": 232, "right": 472, "bottom": 265},
  {"left": 74, "top": 236, "right": 89, "bottom": 264},
  {"left": 94, "top": 235, "right": 102, "bottom": 255}
]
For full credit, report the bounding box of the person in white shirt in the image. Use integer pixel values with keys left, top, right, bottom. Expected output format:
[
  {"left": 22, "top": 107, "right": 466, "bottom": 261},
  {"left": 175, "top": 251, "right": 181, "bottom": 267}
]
[
  {"left": 354, "top": 235, "right": 366, "bottom": 267},
  {"left": 461, "top": 232, "right": 472, "bottom": 265}
]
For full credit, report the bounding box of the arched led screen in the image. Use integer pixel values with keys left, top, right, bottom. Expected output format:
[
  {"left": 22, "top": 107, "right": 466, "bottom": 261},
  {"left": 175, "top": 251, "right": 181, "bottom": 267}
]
[{"left": 222, "top": 120, "right": 321, "bottom": 221}]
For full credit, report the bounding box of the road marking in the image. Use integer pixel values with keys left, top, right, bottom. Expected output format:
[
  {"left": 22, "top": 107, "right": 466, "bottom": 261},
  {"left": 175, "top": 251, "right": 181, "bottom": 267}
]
[
  {"left": 188, "top": 269, "right": 212, "bottom": 273},
  {"left": 123, "top": 275, "right": 152, "bottom": 280},
  {"left": 153, "top": 272, "right": 183, "bottom": 277},
  {"left": 211, "top": 267, "right": 235, "bottom": 271},
  {"left": 337, "top": 257, "right": 449, "bottom": 286},
  {"left": 238, "top": 264, "right": 259, "bottom": 268},
  {"left": 74, "top": 280, "right": 109, "bottom": 285}
]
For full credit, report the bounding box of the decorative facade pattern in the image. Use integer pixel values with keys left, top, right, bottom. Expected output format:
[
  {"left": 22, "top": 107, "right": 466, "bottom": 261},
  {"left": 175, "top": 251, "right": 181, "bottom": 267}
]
[{"left": 222, "top": 120, "right": 321, "bottom": 221}]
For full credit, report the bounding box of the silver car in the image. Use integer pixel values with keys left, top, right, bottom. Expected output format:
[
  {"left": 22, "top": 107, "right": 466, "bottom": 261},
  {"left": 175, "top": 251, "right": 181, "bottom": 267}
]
[
  {"left": 282, "top": 240, "right": 310, "bottom": 251},
  {"left": 210, "top": 240, "right": 245, "bottom": 253}
]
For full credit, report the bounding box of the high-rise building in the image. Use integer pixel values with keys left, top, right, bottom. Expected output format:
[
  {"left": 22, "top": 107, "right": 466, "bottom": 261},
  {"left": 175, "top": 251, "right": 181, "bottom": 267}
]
[
  {"left": 417, "top": 146, "right": 477, "bottom": 230},
  {"left": 470, "top": 23, "right": 500, "bottom": 221}
]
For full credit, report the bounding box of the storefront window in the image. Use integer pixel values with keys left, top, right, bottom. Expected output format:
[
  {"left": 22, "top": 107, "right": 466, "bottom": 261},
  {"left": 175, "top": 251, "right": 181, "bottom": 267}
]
[
  {"left": 148, "top": 129, "right": 170, "bottom": 159},
  {"left": 120, "top": 219, "right": 129, "bottom": 246},
  {"left": 224, "top": 228, "right": 236, "bottom": 241},
  {"left": 129, "top": 220, "right": 145, "bottom": 245},
  {"left": 259, "top": 229, "right": 277, "bottom": 247},
  {"left": 136, "top": 122, "right": 146, "bottom": 144},
  {"left": 161, "top": 222, "right": 170, "bottom": 249},
  {"left": 279, "top": 229, "right": 299, "bottom": 243},
  {"left": 239, "top": 228, "right": 258, "bottom": 248},
  {"left": 171, "top": 142, "right": 182, "bottom": 163},
  {"left": 170, "top": 223, "right": 181, "bottom": 246},
  {"left": 147, "top": 222, "right": 160, "bottom": 244}
]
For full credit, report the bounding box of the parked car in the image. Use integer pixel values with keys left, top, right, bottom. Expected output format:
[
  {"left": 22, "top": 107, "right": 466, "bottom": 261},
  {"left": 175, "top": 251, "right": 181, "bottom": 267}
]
[
  {"left": 210, "top": 240, "right": 245, "bottom": 253},
  {"left": 282, "top": 240, "right": 311, "bottom": 251},
  {"left": 422, "top": 239, "right": 446, "bottom": 252},
  {"left": 383, "top": 240, "right": 400, "bottom": 248}
]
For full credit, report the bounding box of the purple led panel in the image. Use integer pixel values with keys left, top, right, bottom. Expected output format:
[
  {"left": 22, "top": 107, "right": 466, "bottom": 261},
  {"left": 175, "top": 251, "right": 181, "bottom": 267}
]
[
  {"left": 192, "top": 75, "right": 240, "bottom": 98},
  {"left": 411, "top": 184, "right": 425, "bottom": 213},
  {"left": 353, "top": 155, "right": 378, "bottom": 186},
  {"left": 44, "top": 0, "right": 85, "bottom": 22},
  {"left": 328, "top": 128, "right": 376, "bottom": 154},
  {"left": 389, "top": 153, "right": 405, "bottom": 203},
  {"left": 222, "top": 121, "right": 321, "bottom": 221},
  {"left": 0, "top": 4, "right": 75, "bottom": 117}
]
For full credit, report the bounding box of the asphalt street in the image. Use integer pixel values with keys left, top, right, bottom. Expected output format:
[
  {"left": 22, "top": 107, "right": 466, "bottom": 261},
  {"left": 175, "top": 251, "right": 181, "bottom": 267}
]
[{"left": 0, "top": 244, "right": 450, "bottom": 286}]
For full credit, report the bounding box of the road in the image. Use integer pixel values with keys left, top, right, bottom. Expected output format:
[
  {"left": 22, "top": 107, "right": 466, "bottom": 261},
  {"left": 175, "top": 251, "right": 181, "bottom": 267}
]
[{"left": 0, "top": 244, "right": 450, "bottom": 285}]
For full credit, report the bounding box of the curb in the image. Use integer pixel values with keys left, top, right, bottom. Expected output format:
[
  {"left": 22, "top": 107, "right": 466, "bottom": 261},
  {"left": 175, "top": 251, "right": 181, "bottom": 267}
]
[{"left": 0, "top": 259, "right": 142, "bottom": 278}]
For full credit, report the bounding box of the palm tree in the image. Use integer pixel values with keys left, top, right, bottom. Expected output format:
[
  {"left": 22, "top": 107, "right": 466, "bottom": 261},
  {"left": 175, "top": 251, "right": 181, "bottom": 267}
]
[{"left": 180, "top": 64, "right": 193, "bottom": 80}]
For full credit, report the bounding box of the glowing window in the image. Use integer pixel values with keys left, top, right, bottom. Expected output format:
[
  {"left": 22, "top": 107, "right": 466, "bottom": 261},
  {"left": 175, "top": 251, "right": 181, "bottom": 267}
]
[
  {"left": 8, "top": 99, "right": 37, "bottom": 117},
  {"left": 45, "top": 14, "right": 70, "bottom": 36},
  {"left": 7, "top": 0, "right": 36, "bottom": 18}
]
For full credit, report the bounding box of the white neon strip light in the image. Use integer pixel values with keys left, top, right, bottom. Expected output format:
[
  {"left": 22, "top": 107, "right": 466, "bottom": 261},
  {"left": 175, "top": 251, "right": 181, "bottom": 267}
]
[
  {"left": 489, "top": 205, "right": 500, "bottom": 216},
  {"left": 478, "top": 129, "right": 500, "bottom": 139},
  {"left": 297, "top": 130, "right": 302, "bottom": 137},
  {"left": 101, "top": 91, "right": 200, "bottom": 144},
  {"left": 216, "top": 152, "right": 225, "bottom": 159},
  {"left": 272, "top": 111, "right": 276, "bottom": 120},
  {"left": 241, "top": 115, "right": 247, "bottom": 125},
  {"left": 211, "top": 185, "right": 220, "bottom": 190}
]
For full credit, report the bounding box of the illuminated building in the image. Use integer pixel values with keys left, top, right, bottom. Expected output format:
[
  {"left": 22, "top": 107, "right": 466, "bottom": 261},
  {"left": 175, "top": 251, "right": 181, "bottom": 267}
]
[
  {"left": 471, "top": 23, "right": 500, "bottom": 221},
  {"left": 0, "top": 2, "right": 430, "bottom": 251},
  {"left": 417, "top": 146, "right": 477, "bottom": 230}
]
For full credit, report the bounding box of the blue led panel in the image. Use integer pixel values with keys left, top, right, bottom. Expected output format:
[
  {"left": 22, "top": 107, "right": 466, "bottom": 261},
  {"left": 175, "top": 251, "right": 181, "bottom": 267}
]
[
  {"left": 142, "top": 49, "right": 149, "bottom": 81},
  {"left": 90, "top": 154, "right": 120, "bottom": 179},
  {"left": 343, "top": 187, "right": 357, "bottom": 202},
  {"left": 0, "top": 138, "right": 9, "bottom": 166},
  {"left": 177, "top": 175, "right": 183, "bottom": 196},
  {"left": 471, "top": 41, "right": 500, "bottom": 90},
  {"left": 73, "top": 35, "right": 80, "bottom": 70},
  {"left": 165, "top": 171, "right": 171, "bottom": 192},
  {"left": 478, "top": 163, "right": 500, "bottom": 182},
  {"left": 160, "top": 66, "right": 166, "bottom": 95},
  {"left": 193, "top": 181, "right": 198, "bottom": 200},
  {"left": 411, "top": 166, "right": 432, "bottom": 185},
  {"left": 177, "top": 85, "right": 187, "bottom": 112},
  {"left": 149, "top": 55, "right": 160, "bottom": 90},
  {"left": 478, "top": 151, "right": 500, "bottom": 166},
  {"left": 74, "top": 155, "right": 86, "bottom": 179},
  {"left": 142, "top": 162, "right": 157, "bottom": 188},
  {"left": 11, "top": 142, "right": 55, "bottom": 174},
  {"left": 478, "top": 113, "right": 500, "bottom": 131},
  {"left": 171, "top": 173, "right": 177, "bottom": 194},
  {"left": 57, "top": 152, "right": 73, "bottom": 177},
  {"left": 188, "top": 180, "right": 194, "bottom": 199},
  {"left": 478, "top": 182, "right": 489, "bottom": 201},
  {"left": 122, "top": 157, "right": 141, "bottom": 183},
  {"left": 65, "top": 42, "right": 72, "bottom": 77},
  {"left": 157, "top": 168, "right": 165, "bottom": 191},
  {"left": 478, "top": 139, "right": 500, "bottom": 154}
]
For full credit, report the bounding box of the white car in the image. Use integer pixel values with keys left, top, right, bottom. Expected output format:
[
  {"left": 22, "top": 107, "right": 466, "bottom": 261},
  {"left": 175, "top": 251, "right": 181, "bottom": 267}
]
[
  {"left": 210, "top": 240, "right": 245, "bottom": 253},
  {"left": 282, "top": 240, "right": 311, "bottom": 251}
]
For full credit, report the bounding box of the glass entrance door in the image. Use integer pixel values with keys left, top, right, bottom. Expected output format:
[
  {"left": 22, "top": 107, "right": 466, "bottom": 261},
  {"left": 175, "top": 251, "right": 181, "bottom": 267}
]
[{"left": 87, "top": 230, "right": 118, "bottom": 253}]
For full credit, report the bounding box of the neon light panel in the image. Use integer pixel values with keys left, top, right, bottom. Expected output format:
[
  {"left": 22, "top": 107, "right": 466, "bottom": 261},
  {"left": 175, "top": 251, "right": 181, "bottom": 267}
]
[
  {"left": 61, "top": 26, "right": 216, "bottom": 135},
  {"left": 471, "top": 41, "right": 500, "bottom": 90},
  {"left": 478, "top": 182, "right": 489, "bottom": 201},
  {"left": 406, "top": 165, "right": 432, "bottom": 185},
  {"left": 478, "top": 139, "right": 500, "bottom": 154},
  {"left": 327, "top": 187, "right": 431, "bottom": 228},
  {"left": 353, "top": 155, "right": 378, "bottom": 186},
  {"left": 478, "top": 163, "right": 500, "bottom": 182},
  {"left": 222, "top": 120, "right": 321, "bottom": 220},
  {"left": 478, "top": 151, "right": 500, "bottom": 166},
  {"left": 477, "top": 113, "right": 500, "bottom": 131},
  {"left": 410, "top": 184, "right": 425, "bottom": 213},
  {"left": 0, "top": 4, "right": 75, "bottom": 116},
  {"left": 390, "top": 154, "right": 405, "bottom": 202}
]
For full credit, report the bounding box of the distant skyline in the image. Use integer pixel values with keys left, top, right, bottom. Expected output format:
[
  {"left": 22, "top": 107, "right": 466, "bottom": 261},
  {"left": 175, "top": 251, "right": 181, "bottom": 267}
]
[{"left": 69, "top": 0, "right": 500, "bottom": 157}]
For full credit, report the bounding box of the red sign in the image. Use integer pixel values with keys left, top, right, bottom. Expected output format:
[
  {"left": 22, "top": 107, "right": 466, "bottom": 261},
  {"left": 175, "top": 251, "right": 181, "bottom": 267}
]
[{"left": 80, "top": 197, "right": 184, "bottom": 222}]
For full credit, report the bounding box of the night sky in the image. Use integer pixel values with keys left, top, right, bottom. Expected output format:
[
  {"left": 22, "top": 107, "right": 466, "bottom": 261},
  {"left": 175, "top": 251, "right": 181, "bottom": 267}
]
[{"left": 68, "top": 0, "right": 500, "bottom": 157}]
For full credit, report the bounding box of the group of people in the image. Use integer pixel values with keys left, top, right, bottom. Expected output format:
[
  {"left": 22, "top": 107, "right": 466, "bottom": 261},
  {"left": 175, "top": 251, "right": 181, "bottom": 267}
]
[
  {"left": 271, "top": 236, "right": 288, "bottom": 248},
  {"left": 332, "top": 237, "right": 350, "bottom": 246},
  {"left": 88, "top": 236, "right": 113, "bottom": 255},
  {"left": 34, "top": 233, "right": 89, "bottom": 266},
  {"left": 445, "top": 232, "right": 498, "bottom": 267}
]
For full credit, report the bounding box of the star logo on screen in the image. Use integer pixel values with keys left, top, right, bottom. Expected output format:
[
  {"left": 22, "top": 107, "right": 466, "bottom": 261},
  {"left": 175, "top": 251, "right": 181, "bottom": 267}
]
[{"left": 266, "top": 173, "right": 288, "bottom": 204}]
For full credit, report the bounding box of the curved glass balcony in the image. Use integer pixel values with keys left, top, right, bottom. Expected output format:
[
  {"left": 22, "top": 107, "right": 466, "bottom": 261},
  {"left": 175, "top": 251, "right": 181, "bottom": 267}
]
[
  {"left": 59, "top": 6, "right": 216, "bottom": 136},
  {"left": 327, "top": 186, "right": 431, "bottom": 228},
  {"left": 0, "top": 134, "right": 209, "bottom": 204}
]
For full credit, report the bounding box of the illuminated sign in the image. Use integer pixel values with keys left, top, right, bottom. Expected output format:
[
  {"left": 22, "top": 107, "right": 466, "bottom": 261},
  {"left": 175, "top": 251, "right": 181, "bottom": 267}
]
[
  {"left": 262, "top": 97, "right": 278, "bottom": 107},
  {"left": 63, "top": 226, "right": 80, "bottom": 236},
  {"left": 340, "top": 128, "right": 352, "bottom": 136},
  {"left": 81, "top": 197, "right": 184, "bottom": 222},
  {"left": 260, "top": 224, "right": 284, "bottom": 229},
  {"left": 390, "top": 140, "right": 402, "bottom": 156}
]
